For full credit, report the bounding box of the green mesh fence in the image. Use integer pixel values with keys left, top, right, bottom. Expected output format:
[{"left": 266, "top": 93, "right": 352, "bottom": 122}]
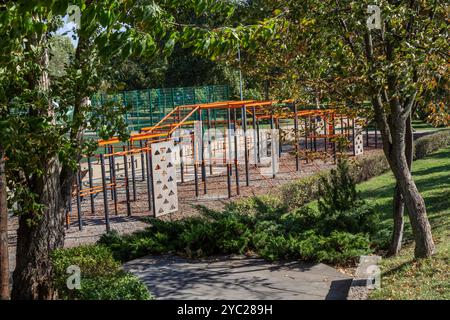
[{"left": 91, "top": 85, "right": 230, "bottom": 132}]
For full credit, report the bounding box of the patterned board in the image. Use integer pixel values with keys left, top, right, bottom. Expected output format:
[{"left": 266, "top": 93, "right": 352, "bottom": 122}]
[
  {"left": 151, "top": 140, "right": 178, "bottom": 217},
  {"left": 354, "top": 122, "right": 364, "bottom": 156},
  {"left": 259, "top": 129, "right": 279, "bottom": 176}
]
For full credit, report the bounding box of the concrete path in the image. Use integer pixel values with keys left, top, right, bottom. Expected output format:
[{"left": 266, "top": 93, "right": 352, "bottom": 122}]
[{"left": 124, "top": 255, "right": 353, "bottom": 300}]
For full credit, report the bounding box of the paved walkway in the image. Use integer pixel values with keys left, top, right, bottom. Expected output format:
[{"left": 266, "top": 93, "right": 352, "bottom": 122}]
[{"left": 124, "top": 255, "right": 353, "bottom": 300}]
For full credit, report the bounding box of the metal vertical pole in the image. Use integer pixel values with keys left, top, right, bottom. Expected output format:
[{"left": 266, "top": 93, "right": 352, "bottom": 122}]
[
  {"left": 233, "top": 108, "right": 240, "bottom": 195},
  {"left": 252, "top": 106, "right": 258, "bottom": 166},
  {"left": 332, "top": 115, "right": 337, "bottom": 163},
  {"left": 256, "top": 112, "right": 261, "bottom": 164},
  {"left": 100, "top": 154, "right": 110, "bottom": 233},
  {"left": 180, "top": 141, "right": 185, "bottom": 183},
  {"left": 304, "top": 117, "right": 309, "bottom": 163},
  {"left": 192, "top": 133, "right": 199, "bottom": 198},
  {"left": 199, "top": 109, "right": 207, "bottom": 194},
  {"left": 148, "top": 146, "right": 156, "bottom": 216},
  {"left": 242, "top": 106, "right": 250, "bottom": 186},
  {"left": 227, "top": 108, "right": 232, "bottom": 198},
  {"left": 366, "top": 124, "right": 370, "bottom": 147},
  {"left": 375, "top": 122, "right": 378, "bottom": 148},
  {"left": 352, "top": 118, "right": 356, "bottom": 156},
  {"left": 207, "top": 108, "right": 213, "bottom": 175},
  {"left": 140, "top": 139, "right": 145, "bottom": 181},
  {"left": 76, "top": 172, "right": 83, "bottom": 231},
  {"left": 66, "top": 200, "right": 72, "bottom": 229},
  {"left": 87, "top": 156, "right": 95, "bottom": 215},
  {"left": 110, "top": 151, "right": 118, "bottom": 215},
  {"left": 145, "top": 143, "right": 153, "bottom": 213},
  {"left": 324, "top": 116, "right": 328, "bottom": 152},
  {"left": 123, "top": 146, "right": 132, "bottom": 216},
  {"left": 108, "top": 145, "right": 114, "bottom": 200},
  {"left": 294, "top": 104, "right": 300, "bottom": 172},
  {"left": 130, "top": 151, "right": 137, "bottom": 202}
]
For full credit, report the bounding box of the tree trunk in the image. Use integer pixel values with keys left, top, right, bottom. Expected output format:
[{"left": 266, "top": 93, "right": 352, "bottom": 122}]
[
  {"left": 388, "top": 115, "right": 413, "bottom": 256},
  {"left": 11, "top": 157, "right": 67, "bottom": 300},
  {"left": 387, "top": 113, "right": 434, "bottom": 258},
  {"left": 388, "top": 185, "right": 404, "bottom": 256},
  {"left": 10, "top": 33, "right": 71, "bottom": 299},
  {"left": 0, "top": 145, "right": 10, "bottom": 300}
]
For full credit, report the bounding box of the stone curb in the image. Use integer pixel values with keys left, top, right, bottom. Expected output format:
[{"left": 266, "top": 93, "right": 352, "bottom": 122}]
[{"left": 347, "top": 255, "right": 382, "bottom": 300}]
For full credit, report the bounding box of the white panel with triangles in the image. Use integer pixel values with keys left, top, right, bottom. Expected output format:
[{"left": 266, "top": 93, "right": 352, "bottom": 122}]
[{"left": 151, "top": 140, "right": 178, "bottom": 217}]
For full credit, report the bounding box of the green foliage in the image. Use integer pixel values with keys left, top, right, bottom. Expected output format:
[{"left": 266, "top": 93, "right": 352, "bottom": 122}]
[
  {"left": 51, "top": 245, "right": 151, "bottom": 300},
  {"left": 413, "top": 130, "right": 450, "bottom": 160},
  {"left": 98, "top": 133, "right": 448, "bottom": 266},
  {"left": 318, "top": 157, "right": 360, "bottom": 214},
  {"left": 281, "top": 174, "right": 323, "bottom": 210},
  {"left": 100, "top": 193, "right": 376, "bottom": 265},
  {"left": 73, "top": 272, "right": 151, "bottom": 301}
]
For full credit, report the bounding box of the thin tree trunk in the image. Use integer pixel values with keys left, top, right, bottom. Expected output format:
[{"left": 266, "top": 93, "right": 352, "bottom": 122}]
[
  {"left": 389, "top": 114, "right": 434, "bottom": 258},
  {"left": 0, "top": 145, "right": 10, "bottom": 300},
  {"left": 388, "top": 115, "right": 413, "bottom": 256},
  {"left": 389, "top": 185, "right": 404, "bottom": 256}
]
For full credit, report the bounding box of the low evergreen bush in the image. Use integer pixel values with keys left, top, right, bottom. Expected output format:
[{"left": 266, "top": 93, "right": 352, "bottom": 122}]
[{"left": 51, "top": 245, "right": 151, "bottom": 300}]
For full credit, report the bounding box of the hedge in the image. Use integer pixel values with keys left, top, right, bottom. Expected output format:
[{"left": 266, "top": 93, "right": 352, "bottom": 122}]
[
  {"left": 51, "top": 245, "right": 152, "bottom": 300},
  {"left": 282, "top": 129, "right": 450, "bottom": 210}
]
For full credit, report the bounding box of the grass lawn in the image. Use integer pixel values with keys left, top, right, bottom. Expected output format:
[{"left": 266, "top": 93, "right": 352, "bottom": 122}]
[
  {"left": 356, "top": 146, "right": 450, "bottom": 300},
  {"left": 412, "top": 119, "right": 441, "bottom": 132}
]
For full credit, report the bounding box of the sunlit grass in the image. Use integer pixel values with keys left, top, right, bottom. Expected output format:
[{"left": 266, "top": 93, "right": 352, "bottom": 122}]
[{"left": 359, "top": 147, "right": 450, "bottom": 300}]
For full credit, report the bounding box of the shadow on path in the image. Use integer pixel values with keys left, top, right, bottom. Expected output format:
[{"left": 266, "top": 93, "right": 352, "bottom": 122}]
[{"left": 124, "top": 255, "right": 353, "bottom": 300}]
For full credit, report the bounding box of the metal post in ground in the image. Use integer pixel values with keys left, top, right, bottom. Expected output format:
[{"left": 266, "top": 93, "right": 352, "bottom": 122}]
[
  {"left": 87, "top": 156, "right": 95, "bottom": 215},
  {"left": 375, "top": 122, "right": 378, "bottom": 148},
  {"left": 324, "top": 116, "right": 328, "bottom": 153},
  {"left": 123, "top": 146, "right": 132, "bottom": 216},
  {"left": 192, "top": 133, "right": 199, "bottom": 198},
  {"left": 130, "top": 150, "right": 137, "bottom": 202},
  {"left": 110, "top": 151, "right": 118, "bottom": 215},
  {"left": 207, "top": 108, "right": 213, "bottom": 175},
  {"left": 145, "top": 143, "right": 153, "bottom": 213},
  {"left": 108, "top": 145, "right": 114, "bottom": 200},
  {"left": 100, "top": 154, "right": 111, "bottom": 233},
  {"left": 233, "top": 108, "right": 240, "bottom": 195},
  {"left": 332, "top": 115, "right": 337, "bottom": 163},
  {"left": 294, "top": 103, "right": 300, "bottom": 172},
  {"left": 198, "top": 109, "right": 207, "bottom": 195},
  {"left": 227, "top": 108, "right": 232, "bottom": 198},
  {"left": 304, "top": 117, "right": 309, "bottom": 163},
  {"left": 352, "top": 118, "right": 356, "bottom": 156},
  {"left": 366, "top": 124, "right": 370, "bottom": 147},
  {"left": 76, "top": 172, "right": 83, "bottom": 231},
  {"left": 252, "top": 106, "right": 258, "bottom": 166},
  {"left": 242, "top": 106, "right": 250, "bottom": 186},
  {"left": 148, "top": 145, "right": 156, "bottom": 216},
  {"left": 140, "top": 140, "right": 145, "bottom": 181}
]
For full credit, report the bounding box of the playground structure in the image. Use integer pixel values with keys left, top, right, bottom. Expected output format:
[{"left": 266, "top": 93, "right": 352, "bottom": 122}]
[{"left": 68, "top": 100, "right": 381, "bottom": 232}]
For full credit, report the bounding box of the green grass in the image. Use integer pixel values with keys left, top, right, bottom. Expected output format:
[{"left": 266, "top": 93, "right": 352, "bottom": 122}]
[
  {"left": 357, "top": 147, "right": 450, "bottom": 300},
  {"left": 412, "top": 119, "right": 440, "bottom": 132}
]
